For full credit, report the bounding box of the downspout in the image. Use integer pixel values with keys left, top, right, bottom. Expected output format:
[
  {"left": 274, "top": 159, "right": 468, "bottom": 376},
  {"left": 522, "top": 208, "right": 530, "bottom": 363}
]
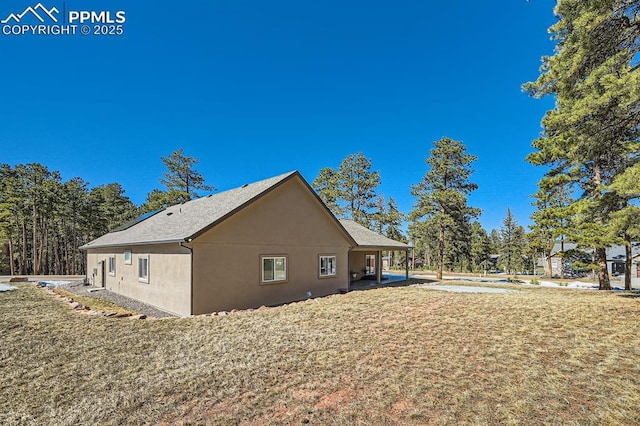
[
  {"left": 180, "top": 240, "right": 194, "bottom": 316},
  {"left": 376, "top": 250, "right": 382, "bottom": 284}
]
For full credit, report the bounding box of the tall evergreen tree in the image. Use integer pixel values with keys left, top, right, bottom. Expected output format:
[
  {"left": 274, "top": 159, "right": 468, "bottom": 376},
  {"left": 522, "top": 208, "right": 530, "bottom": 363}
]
[
  {"left": 499, "top": 209, "right": 526, "bottom": 275},
  {"left": 160, "top": 148, "right": 214, "bottom": 199},
  {"left": 470, "top": 221, "right": 492, "bottom": 272},
  {"left": 525, "top": 0, "right": 640, "bottom": 289},
  {"left": 312, "top": 153, "right": 381, "bottom": 226},
  {"left": 529, "top": 181, "right": 573, "bottom": 277},
  {"left": 410, "top": 137, "right": 479, "bottom": 280},
  {"left": 312, "top": 167, "right": 344, "bottom": 217},
  {"left": 141, "top": 149, "right": 214, "bottom": 212},
  {"left": 337, "top": 153, "right": 381, "bottom": 226}
]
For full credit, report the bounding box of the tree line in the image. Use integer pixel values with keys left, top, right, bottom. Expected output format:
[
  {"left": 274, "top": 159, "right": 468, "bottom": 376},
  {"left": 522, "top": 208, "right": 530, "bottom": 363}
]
[{"left": 0, "top": 149, "right": 211, "bottom": 275}]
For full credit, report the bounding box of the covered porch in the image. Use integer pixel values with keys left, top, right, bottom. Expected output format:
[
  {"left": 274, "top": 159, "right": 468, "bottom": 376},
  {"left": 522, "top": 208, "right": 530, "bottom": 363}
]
[
  {"left": 339, "top": 219, "right": 410, "bottom": 291},
  {"left": 348, "top": 248, "right": 410, "bottom": 289}
]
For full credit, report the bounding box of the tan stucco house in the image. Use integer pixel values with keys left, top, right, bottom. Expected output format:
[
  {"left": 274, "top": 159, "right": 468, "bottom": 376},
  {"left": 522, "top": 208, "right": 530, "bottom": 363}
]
[{"left": 80, "top": 171, "right": 408, "bottom": 316}]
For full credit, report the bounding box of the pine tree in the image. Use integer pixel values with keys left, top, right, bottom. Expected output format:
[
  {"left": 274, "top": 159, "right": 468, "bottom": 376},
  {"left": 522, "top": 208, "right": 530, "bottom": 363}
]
[
  {"left": 142, "top": 149, "right": 214, "bottom": 212},
  {"left": 312, "top": 167, "right": 344, "bottom": 217},
  {"left": 499, "top": 208, "right": 526, "bottom": 275},
  {"left": 529, "top": 181, "right": 573, "bottom": 277},
  {"left": 337, "top": 153, "right": 380, "bottom": 226},
  {"left": 470, "top": 221, "right": 492, "bottom": 273},
  {"left": 410, "top": 137, "right": 479, "bottom": 280},
  {"left": 525, "top": 0, "right": 639, "bottom": 289},
  {"left": 311, "top": 153, "right": 381, "bottom": 226}
]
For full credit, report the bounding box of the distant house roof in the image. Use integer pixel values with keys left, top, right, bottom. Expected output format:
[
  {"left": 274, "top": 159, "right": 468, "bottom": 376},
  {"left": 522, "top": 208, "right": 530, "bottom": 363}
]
[
  {"left": 81, "top": 171, "right": 317, "bottom": 249},
  {"left": 549, "top": 242, "right": 579, "bottom": 257},
  {"left": 550, "top": 242, "right": 640, "bottom": 260},
  {"left": 339, "top": 219, "right": 408, "bottom": 250}
]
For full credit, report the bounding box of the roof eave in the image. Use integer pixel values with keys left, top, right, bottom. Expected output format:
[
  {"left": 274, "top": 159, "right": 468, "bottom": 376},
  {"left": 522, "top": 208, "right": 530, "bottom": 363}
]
[
  {"left": 79, "top": 238, "right": 187, "bottom": 251},
  {"left": 351, "top": 244, "right": 410, "bottom": 251}
]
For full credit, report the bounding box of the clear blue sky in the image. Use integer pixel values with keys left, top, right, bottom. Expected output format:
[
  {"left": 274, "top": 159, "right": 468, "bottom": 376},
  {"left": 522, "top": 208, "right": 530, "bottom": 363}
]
[{"left": 1, "top": 0, "right": 557, "bottom": 232}]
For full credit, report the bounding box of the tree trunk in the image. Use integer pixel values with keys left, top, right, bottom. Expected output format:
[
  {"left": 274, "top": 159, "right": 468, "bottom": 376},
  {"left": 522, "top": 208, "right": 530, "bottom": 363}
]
[
  {"left": 20, "top": 219, "right": 27, "bottom": 274},
  {"left": 546, "top": 251, "right": 552, "bottom": 278},
  {"left": 32, "top": 203, "right": 39, "bottom": 274},
  {"left": 54, "top": 236, "right": 61, "bottom": 275},
  {"left": 595, "top": 247, "right": 611, "bottom": 290},
  {"left": 560, "top": 237, "right": 565, "bottom": 280},
  {"left": 437, "top": 225, "right": 445, "bottom": 280},
  {"left": 624, "top": 235, "right": 632, "bottom": 291},
  {"left": 8, "top": 235, "right": 15, "bottom": 275}
]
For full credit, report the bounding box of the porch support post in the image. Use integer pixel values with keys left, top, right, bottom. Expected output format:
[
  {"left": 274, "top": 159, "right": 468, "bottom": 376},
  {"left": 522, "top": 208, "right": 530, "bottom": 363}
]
[
  {"left": 377, "top": 250, "right": 382, "bottom": 284},
  {"left": 405, "top": 248, "right": 409, "bottom": 281},
  {"left": 347, "top": 249, "right": 352, "bottom": 291}
]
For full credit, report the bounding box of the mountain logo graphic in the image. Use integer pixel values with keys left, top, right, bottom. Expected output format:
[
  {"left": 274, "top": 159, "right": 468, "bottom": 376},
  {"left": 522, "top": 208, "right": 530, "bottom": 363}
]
[{"left": 2, "top": 3, "right": 59, "bottom": 24}]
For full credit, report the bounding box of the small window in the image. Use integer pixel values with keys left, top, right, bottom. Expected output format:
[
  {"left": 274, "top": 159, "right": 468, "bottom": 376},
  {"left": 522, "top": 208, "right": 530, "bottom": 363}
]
[
  {"left": 124, "top": 251, "right": 132, "bottom": 265},
  {"left": 138, "top": 256, "right": 149, "bottom": 283},
  {"left": 108, "top": 256, "right": 116, "bottom": 276},
  {"left": 262, "top": 256, "right": 287, "bottom": 283},
  {"left": 319, "top": 255, "right": 337, "bottom": 277}
]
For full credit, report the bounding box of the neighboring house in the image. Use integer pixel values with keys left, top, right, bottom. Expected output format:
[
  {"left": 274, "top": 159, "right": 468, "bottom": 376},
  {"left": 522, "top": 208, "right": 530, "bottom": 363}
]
[
  {"left": 544, "top": 242, "right": 640, "bottom": 280},
  {"left": 81, "top": 171, "right": 409, "bottom": 316},
  {"left": 633, "top": 253, "right": 640, "bottom": 288}
]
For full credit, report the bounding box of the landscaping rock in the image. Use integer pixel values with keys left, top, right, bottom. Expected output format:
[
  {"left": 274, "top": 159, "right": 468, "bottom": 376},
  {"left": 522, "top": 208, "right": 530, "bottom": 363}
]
[
  {"left": 130, "top": 314, "right": 147, "bottom": 320},
  {"left": 104, "top": 312, "right": 117, "bottom": 317},
  {"left": 218, "top": 311, "right": 228, "bottom": 316},
  {"left": 70, "top": 302, "right": 82, "bottom": 309},
  {"left": 114, "top": 312, "right": 132, "bottom": 318}
]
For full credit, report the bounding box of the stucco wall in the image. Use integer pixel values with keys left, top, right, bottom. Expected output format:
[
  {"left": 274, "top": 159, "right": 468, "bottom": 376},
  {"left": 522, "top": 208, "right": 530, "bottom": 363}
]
[
  {"left": 191, "top": 178, "right": 351, "bottom": 314},
  {"left": 349, "top": 250, "right": 378, "bottom": 280},
  {"left": 86, "top": 244, "right": 191, "bottom": 316}
]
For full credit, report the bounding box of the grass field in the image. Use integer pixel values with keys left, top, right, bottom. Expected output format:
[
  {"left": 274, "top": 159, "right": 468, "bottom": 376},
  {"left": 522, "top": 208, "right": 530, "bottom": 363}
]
[{"left": 2, "top": 283, "right": 640, "bottom": 425}]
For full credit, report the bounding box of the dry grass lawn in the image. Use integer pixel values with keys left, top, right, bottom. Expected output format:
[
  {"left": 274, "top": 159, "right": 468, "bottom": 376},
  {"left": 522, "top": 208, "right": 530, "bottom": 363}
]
[{"left": 2, "top": 282, "right": 640, "bottom": 425}]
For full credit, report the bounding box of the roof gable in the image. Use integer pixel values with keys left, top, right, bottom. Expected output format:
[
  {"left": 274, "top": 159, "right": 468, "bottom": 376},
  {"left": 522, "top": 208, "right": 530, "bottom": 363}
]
[{"left": 82, "top": 171, "right": 304, "bottom": 249}]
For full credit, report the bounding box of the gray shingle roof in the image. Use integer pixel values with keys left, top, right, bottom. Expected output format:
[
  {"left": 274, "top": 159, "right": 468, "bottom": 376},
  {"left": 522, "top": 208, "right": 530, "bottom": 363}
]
[
  {"left": 339, "top": 219, "right": 408, "bottom": 249},
  {"left": 550, "top": 242, "right": 640, "bottom": 259},
  {"left": 81, "top": 170, "right": 409, "bottom": 251},
  {"left": 80, "top": 171, "right": 298, "bottom": 249}
]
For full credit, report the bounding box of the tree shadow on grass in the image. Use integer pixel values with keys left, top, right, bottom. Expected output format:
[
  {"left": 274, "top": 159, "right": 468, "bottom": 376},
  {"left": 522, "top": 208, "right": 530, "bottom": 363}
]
[
  {"left": 617, "top": 291, "right": 640, "bottom": 299},
  {"left": 348, "top": 278, "right": 436, "bottom": 292}
]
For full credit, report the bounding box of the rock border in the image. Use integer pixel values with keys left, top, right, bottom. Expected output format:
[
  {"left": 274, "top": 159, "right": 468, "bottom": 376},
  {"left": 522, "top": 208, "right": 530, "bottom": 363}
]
[{"left": 42, "top": 286, "right": 147, "bottom": 320}]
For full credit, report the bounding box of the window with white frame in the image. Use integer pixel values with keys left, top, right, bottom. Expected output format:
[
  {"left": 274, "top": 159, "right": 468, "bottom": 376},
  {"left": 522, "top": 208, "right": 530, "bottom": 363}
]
[
  {"left": 138, "top": 256, "right": 149, "bottom": 283},
  {"left": 262, "top": 256, "right": 287, "bottom": 283},
  {"left": 319, "top": 255, "right": 337, "bottom": 277},
  {"left": 108, "top": 256, "right": 116, "bottom": 276},
  {"left": 124, "top": 251, "right": 132, "bottom": 265}
]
